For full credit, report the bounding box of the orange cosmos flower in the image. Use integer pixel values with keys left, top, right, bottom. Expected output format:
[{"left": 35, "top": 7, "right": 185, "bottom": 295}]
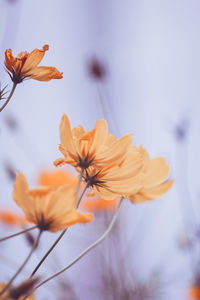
[
  {"left": 4, "top": 45, "right": 63, "bottom": 83},
  {"left": 54, "top": 114, "right": 132, "bottom": 171},
  {"left": 0, "top": 282, "right": 35, "bottom": 300},
  {"left": 12, "top": 173, "right": 92, "bottom": 232},
  {"left": 83, "top": 146, "right": 144, "bottom": 200},
  {"left": 128, "top": 147, "right": 173, "bottom": 203}
]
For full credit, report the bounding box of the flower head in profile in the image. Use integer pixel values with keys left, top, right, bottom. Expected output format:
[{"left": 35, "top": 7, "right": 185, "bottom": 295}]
[
  {"left": 12, "top": 173, "right": 92, "bottom": 232},
  {"left": 4, "top": 45, "right": 63, "bottom": 83},
  {"left": 54, "top": 114, "right": 132, "bottom": 172},
  {"left": 128, "top": 147, "right": 173, "bottom": 203}
]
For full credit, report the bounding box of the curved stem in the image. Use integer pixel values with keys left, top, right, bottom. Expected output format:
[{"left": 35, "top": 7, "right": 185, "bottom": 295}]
[
  {"left": 30, "top": 182, "right": 90, "bottom": 277},
  {"left": 0, "top": 230, "right": 42, "bottom": 297},
  {"left": 0, "top": 226, "right": 37, "bottom": 242},
  {"left": 27, "top": 198, "right": 123, "bottom": 296},
  {"left": 0, "top": 82, "right": 17, "bottom": 112}
]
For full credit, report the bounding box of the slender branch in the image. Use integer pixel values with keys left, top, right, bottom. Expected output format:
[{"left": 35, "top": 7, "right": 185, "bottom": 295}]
[
  {"left": 74, "top": 168, "right": 84, "bottom": 195},
  {"left": 0, "top": 226, "right": 37, "bottom": 242},
  {"left": 0, "top": 230, "right": 42, "bottom": 297},
  {"left": 30, "top": 182, "right": 90, "bottom": 277},
  {"left": 0, "top": 82, "right": 17, "bottom": 112},
  {"left": 26, "top": 198, "right": 123, "bottom": 296}
]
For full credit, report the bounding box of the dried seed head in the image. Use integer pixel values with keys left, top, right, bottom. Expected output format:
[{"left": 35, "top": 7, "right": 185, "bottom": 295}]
[{"left": 88, "top": 58, "right": 106, "bottom": 81}]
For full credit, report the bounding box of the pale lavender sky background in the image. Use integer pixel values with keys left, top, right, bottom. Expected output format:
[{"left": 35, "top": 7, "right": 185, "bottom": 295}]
[{"left": 0, "top": 0, "right": 200, "bottom": 299}]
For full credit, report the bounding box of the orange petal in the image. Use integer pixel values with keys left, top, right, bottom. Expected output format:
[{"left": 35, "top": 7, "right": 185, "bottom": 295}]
[
  {"left": 27, "top": 66, "right": 63, "bottom": 81},
  {"left": 50, "top": 210, "right": 93, "bottom": 232},
  {"left": 59, "top": 114, "right": 76, "bottom": 154},
  {"left": 54, "top": 158, "right": 70, "bottom": 167},
  {"left": 142, "top": 180, "right": 174, "bottom": 199},
  {"left": 89, "top": 120, "right": 108, "bottom": 155},
  {"left": 142, "top": 157, "right": 170, "bottom": 187},
  {"left": 21, "top": 45, "right": 49, "bottom": 74},
  {"left": 4, "top": 49, "right": 15, "bottom": 72},
  {"left": 129, "top": 193, "right": 148, "bottom": 204},
  {"left": 12, "top": 173, "right": 29, "bottom": 209}
]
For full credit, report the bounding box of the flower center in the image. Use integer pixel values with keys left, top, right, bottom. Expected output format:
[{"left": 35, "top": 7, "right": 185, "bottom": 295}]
[{"left": 78, "top": 154, "right": 94, "bottom": 169}]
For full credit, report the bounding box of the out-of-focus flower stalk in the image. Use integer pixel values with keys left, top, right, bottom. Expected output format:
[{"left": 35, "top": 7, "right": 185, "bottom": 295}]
[
  {"left": 24, "top": 198, "right": 123, "bottom": 299},
  {"left": 0, "top": 230, "right": 42, "bottom": 297}
]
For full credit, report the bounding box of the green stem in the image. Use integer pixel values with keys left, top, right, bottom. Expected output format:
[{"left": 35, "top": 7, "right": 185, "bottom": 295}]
[
  {"left": 0, "top": 230, "right": 42, "bottom": 297},
  {"left": 0, "top": 226, "right": 37, "bottom": 242},
  {"left": 30, "top": 181, "right": 89, "bottom": 277},
  {"left": 26, "top": 198, "right": 123, "bottom": 296},
  {"left": 0, "top": 82, "right": 17, "bottom": 112}
]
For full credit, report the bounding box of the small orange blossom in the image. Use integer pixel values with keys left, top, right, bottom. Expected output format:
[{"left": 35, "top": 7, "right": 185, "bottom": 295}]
[
  {"left": 5, "top": 45, "right": 63, "bottom": 83},
  {"left": 12, "top": 173, "right": 92, "bottom": 232}
]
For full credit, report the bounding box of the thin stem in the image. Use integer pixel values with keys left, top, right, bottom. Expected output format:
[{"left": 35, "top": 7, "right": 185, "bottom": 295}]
[
  {"left": 74, "top": 168, "right": 84, "bottom": 195},
  {"left": 30, "top": 228, "right": 67, "bottom": 277},
  {"left": 30, "top": 182, "right": 90, "bottom": 277},
  {"left": 0, "top": 82, "right": 17, "bottom": 112},
  {"left": 0, "top": 230, "right": 42, "bottom": 297},
  {"left": 0, "top": 226, "right": 37, "bottom": 242},
  {"left": 27, "top": 198, "right": 123, "bottom": 296},
  {"left": 77, "top": 181, "right": 90, "bottom": 207}
]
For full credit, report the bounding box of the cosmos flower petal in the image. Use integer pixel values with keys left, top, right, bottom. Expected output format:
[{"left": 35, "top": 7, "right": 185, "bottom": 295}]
[
  {"left": 60, "top": 114, "right": 76, "bottom": 154},
  {"left": 50, "top": 210, "right": 93, "bottom": 232},
  {"left": 89, "top": 119, "right": 108, "bottom": 154},
  {"left": 26, "top": 66, "right": 63, "bottom": 81},
  {"left": 54, "top": 157, "right": 72, "bottom": 167},
  {"left": 129, "top": 180, "right": 174, "bottom": 203},
  {"left": 128, "top": 193, "right": 148, "bottom": 204},
  {"left": 21, "top": 45, "right": 49, "bottom": 73},
  {"left": 4, "top": 49, "right": 15, "bottom": 72},
  {"left": 142, "top": 157, "right": 170, "bottom": 187},
  {"left": 95, "top": 134, "right": 133, "bottom": 165},
  {"left": 12, "top": 172, "right": 29, "bottom": 210},
  {"left": 141, "top": 180, "right": 174, "bottom": 199}
]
